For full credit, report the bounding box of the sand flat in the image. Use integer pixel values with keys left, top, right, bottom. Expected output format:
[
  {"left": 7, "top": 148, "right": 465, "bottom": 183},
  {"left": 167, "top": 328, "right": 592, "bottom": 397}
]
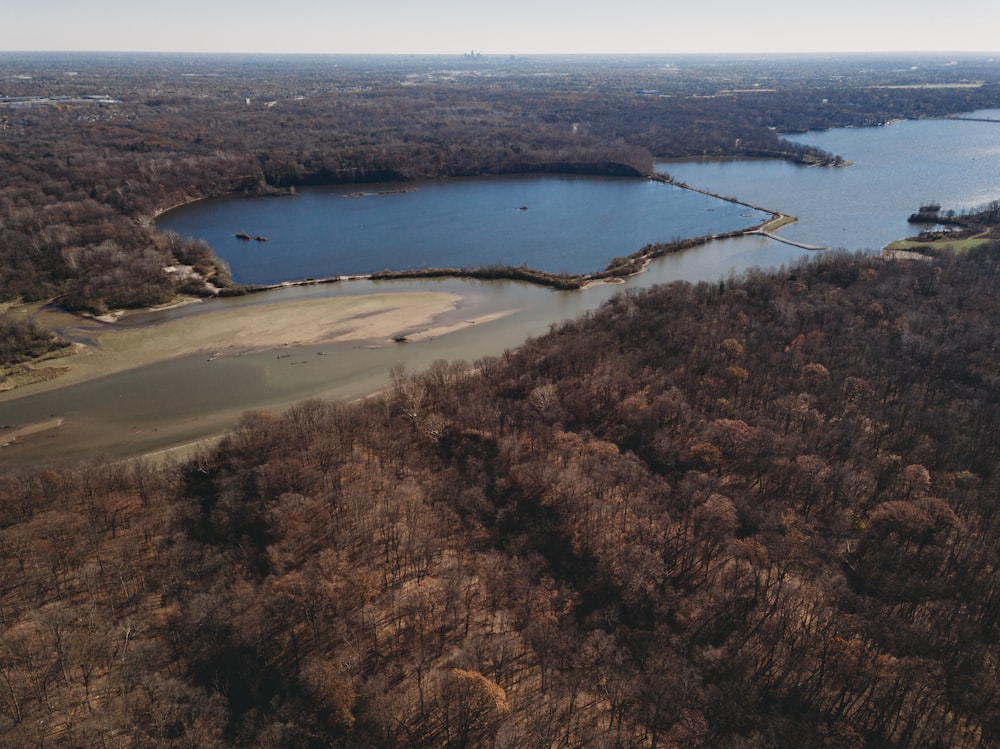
[
  {"left": 0, "top": 417, "right": 64, "bottom": 447},
  {"left": 1, "top": 291, "right": 464, "bottom": 400}
]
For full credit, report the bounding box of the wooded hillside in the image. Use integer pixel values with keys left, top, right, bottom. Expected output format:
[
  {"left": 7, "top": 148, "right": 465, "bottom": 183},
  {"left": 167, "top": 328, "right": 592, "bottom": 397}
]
[{"left": 1, "top": 247, "right": 998, "bottom": 747}]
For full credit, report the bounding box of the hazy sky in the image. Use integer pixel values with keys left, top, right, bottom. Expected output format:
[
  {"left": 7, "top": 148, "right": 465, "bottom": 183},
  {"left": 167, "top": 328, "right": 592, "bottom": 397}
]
[{"left": 5, "top": 0, "right": 999, "bottom": 56}]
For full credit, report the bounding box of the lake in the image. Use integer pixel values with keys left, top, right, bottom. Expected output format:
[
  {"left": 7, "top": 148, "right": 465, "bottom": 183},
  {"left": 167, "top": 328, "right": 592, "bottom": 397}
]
[
  {"left": 158, "top": 111, "right": 1000, "bottom": 288},
  {"left": 3, "top": 113, "right": 999, "bottom": 466},
  {"left": 660, "top": 109, "right": 1000, "bottom": 252},
  {"left": 157, "top": 174, "right": 770, "bottom": 284}
]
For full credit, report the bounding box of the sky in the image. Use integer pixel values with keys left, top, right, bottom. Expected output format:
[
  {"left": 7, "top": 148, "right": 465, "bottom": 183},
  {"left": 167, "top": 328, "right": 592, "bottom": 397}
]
[{"left": 4, "top": 0, "right": 999, "bottom": 56}]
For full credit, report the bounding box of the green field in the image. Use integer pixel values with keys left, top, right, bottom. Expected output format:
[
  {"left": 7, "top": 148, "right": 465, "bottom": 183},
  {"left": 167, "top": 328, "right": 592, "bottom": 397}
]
[{"left": 883, "top": 231, "right": 992, "bottom": 254}]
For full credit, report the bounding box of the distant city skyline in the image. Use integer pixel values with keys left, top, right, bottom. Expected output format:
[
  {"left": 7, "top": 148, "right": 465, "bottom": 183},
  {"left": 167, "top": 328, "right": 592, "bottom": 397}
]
[{"left": 5, "top": 0, "right": 999, "bottom": 56}]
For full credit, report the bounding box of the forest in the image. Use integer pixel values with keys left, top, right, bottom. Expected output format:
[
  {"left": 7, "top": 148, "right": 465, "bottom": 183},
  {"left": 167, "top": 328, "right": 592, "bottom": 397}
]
[
  {"left": 3, "top": 52, "right": 1000, "bottom": 365},
  {"left": 0, "top": 246, "right": 998, "bottom": 747},
  {"left": 3, "top": 53, "right": 1000, "bottom": 747}
]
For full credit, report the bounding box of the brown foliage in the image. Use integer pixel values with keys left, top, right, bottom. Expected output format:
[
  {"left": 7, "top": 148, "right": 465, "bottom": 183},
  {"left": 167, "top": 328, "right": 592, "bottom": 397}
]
[{"left": 3, "top": 166, "right": 1000, "bottom": 745}]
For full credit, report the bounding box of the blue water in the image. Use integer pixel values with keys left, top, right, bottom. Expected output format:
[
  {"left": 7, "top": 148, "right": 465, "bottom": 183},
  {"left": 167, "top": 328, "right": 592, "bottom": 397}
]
[
  {"left": 158, "top": 174, "right": 769, "bottom": 284},
  {"left": 8, "top": 114, "right": 1000, "bottom": 466},
  {"left": 660, "top": 110, "right": 1000, "bottom": 252}
]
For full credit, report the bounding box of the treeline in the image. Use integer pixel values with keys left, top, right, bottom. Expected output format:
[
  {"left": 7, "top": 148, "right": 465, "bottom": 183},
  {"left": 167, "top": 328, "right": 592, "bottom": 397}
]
[
  {"left": 944, "top": 198, "right": 1000, "bottom": 228},
  {"left": 1, "top": 246, "right": 998, "bottom": 747},
  {"left": 2, "top": 53, "right": 999, "bottom": 349}
]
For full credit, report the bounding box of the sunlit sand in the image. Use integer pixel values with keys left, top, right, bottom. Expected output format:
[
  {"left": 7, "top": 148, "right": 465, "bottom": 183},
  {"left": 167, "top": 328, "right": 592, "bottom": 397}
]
[{"left": 1, "top": 291, "right": 466, "bottom": 400}]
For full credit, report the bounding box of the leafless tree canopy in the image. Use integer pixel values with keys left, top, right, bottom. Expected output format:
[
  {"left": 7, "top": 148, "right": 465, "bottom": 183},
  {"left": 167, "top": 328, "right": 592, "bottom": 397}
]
[{"left": 2, "top": 246, "right": 999, "bottom": 746}]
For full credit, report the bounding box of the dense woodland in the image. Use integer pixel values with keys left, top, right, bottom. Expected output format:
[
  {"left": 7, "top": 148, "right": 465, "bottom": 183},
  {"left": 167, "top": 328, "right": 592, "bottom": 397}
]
[
  {"left": 3, "top": 53, "right": 1000, "bottom": 747},
  {"left": 2, "top": 52, "right": 1000, "bottom": 350},
  {"left": 1, "top": 246, "right": 999, "bottom": 747}
]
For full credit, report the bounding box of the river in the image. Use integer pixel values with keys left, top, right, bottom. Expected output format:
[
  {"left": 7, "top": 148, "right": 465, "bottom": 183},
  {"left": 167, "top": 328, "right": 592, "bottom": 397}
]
[{"left": 2, "top": 113, "right": 999, "bottom": 467}]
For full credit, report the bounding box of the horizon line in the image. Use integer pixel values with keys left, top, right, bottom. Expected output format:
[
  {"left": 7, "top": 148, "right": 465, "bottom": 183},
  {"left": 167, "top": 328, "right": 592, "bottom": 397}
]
[{"left": 2, "top": 49, "right": 999, "bottom": 58}]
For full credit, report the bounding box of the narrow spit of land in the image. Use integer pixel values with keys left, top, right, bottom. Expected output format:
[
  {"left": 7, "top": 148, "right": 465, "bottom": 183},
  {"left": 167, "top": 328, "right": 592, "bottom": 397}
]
[
  {"left": 294, "top": 176, "right": 815, "bottom": 290},
  {"left": 749, "top": 227, "right": 828, "bottom": 251},
  {"left": 653, "top": 174, "right": 827, "bottom": 249}
]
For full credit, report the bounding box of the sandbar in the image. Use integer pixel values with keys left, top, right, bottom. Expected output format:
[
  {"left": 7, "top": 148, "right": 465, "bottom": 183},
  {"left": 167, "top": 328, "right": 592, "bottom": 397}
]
[
  {"left": 0, "top": 417, "right": 64, "bottom": 447},
  {"left": 1, "top": 290, "right": 466, "bottom": 401}
]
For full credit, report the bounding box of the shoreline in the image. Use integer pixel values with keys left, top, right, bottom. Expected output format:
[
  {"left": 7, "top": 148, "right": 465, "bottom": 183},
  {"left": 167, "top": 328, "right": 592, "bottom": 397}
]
[
  {"left": 148, "top": 192, "right": 209, "bottom": 221},
  {"left": 1, "top": 166, "right": 813, "bottom": 448},
  {"left": 0, "top": 285, "right": 529, "bottom": 468},
  {"left": 7, "top": 167, "right": 810, "bottom": 403}
]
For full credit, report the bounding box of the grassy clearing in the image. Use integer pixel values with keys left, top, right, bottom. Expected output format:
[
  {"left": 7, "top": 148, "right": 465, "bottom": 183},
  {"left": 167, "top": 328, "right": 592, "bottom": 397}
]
[{"left": 883, "top": 232, "right": 991, "bottom": 255}]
